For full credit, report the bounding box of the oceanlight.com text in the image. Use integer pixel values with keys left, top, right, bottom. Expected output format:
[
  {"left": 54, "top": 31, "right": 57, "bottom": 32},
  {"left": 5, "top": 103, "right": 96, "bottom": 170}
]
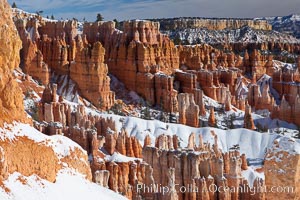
[{"left": 137, "top": 183, "right": 295, "bottom": 196}]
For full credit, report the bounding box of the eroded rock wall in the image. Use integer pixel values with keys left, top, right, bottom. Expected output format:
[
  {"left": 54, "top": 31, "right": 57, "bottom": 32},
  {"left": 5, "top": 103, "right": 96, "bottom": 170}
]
[{"left": 0, "top": 0, "right": 27, "bottom": 125}]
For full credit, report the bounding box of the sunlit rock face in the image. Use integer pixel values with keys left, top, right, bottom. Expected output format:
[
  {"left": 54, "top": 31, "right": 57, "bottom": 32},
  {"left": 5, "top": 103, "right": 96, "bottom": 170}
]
[
  {"left": 83, "top": 20, "right": 179, "bottom": 106},
  {"left": 0, "top": 0, "right": 27, "bottom": 125}
]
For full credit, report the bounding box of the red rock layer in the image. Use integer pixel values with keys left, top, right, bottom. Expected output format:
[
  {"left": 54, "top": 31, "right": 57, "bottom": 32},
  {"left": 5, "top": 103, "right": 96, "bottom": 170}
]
[
  {"left": 244, "top": 102, "right": 255, "bottom": 130},
  {"left": 37, "top": 84, "right": 142, "bottom": 157},
  {"left": 271, "top": 95, "right": 300, "bottom": 126},
  {"left": 13, "top": 16, "right": 115, "bottom": 109},
  {"left": 272, "top": 68, "right": 300, "bottom": 104},
  {"left": 142, "top": 133, "right": 259, "bottom": 200},
  {"left": 38, "top": 20, "right": 78, "bottom": 43},
  {"left": 83, "top": 20, "right": 179, "bottom": 108},
  {"left": 158, "top": 18, "right": 272, "bottom": 31},
  {"left": 0, "top": 134, "right": 92, "bottom": 182},
  {"left": 178, "top": 93, "right": 200, "bottom": 127},
  {"left": 155, "top": 73, "right": 178, "bottom": 112},
  {"left": 70, "top": 40, "right": 115, "bottom": 109},
  {"left": 14, "top": 18, "right": 50, "bottom": 85},
  {"left": 247, "top": 79, "right": 275, "bottom": 111}
]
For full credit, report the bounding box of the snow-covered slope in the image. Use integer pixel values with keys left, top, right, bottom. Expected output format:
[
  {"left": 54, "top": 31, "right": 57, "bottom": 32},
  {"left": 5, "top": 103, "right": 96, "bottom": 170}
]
[
  {"left": 0, "top": 169, "right": 126, "bottom": 200},
  {"left": 0, "top": 122, "right": 126, "bottom": 200},
  {"left": 256, "top": 73, "right": 280, "bottom": 104},
  {"left": 164, "top": 26, "right": 299, "bottom": 44},
  {"left": 259, "top": 14, "right": 300, "bottom": 39},
  {"left": 91, "top": 113, "right": 299, "bottom": 160},
  {"left": 0, "top": 122, "right": 80, "bottom": 159},
  {"left": 12, "top": 8, "right": 58, "bottom": 22},
  {"left": 51, "top": 73, "right": 80, "bottom": 103}
]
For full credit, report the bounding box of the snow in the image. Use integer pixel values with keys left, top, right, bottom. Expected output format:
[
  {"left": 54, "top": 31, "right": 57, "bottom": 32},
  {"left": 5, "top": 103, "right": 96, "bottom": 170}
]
[
  {"left": 105, "top": 152, "right": 142, "bottom": 163},
  {"left": 23, "top": 98, "right": 35, "bottom": 111},
  {"left": 0, "top": 123, "right": 83, "bottom": 159},
  {"left": 235, "top": 76, "right": 249, "bottom": 99},
  {"left": 51, "top": 74, "right": 79, "bottom": 103},
  {"left": 267, "top": 136, "right": 300, "bottom": 156},
  {"left": 90, "top": 113, "right": 300, "bottom": 160},
  {"left": 273, "top": 60, "right": 296, "bottom": 71},
  {"left": 259, "top": 14, "right": 300, "bottom": 39},
  {"left": 241, "top": 167, "right": 264, "bottom": 188},
  {"left": 0, "top": 169, "right": 126, "bottom": 200},
  {"left": 26, "top": 27, "right": 35, "bottom": 41},
  {"left": 12, "top": 8, "right": 58, "bottom": 22},
  {"left": 256, "top": 74, "right": 280, "bottom": 104},
  {"left": 164, "top": 26, "right": 300, "bottom": 44},
  {"left": 0, "top": 122, "right": 126, "bottom": 199}
]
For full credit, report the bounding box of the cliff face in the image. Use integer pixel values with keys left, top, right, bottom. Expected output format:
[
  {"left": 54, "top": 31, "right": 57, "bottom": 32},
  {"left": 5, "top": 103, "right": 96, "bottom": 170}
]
[
  {"left": 0, "top": 0, "right": 93, "bottom": 190},
  {"left": 165, "top": 26, "right": 300, "bottom": 45},
  {"left": 12, "top": 13, "right": 115, "bottom": 109},
  {"left": 70, "top": 41, "right": 115, "bottom": 109},
  {"left": 0, "top": 124, "right": 92, "bottom": 182},
  {"left": 156, "top": 17, "right": 300, "bottom": 45},
  {"left": 83, "top": 20, "right": 179, "bottom": 107},
  {"left": 0, "top": 0, "right": 26, "bottom": 125},
  {"left": 156, "top": 18, "right": 272, "bottom": 31},
  {"left": 14, "top": 18, "right": 50, "bottom": 85}
]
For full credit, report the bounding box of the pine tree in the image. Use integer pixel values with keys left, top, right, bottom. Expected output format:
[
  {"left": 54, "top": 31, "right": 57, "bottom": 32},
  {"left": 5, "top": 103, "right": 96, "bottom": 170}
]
[
  {"left": 96, "top": 13, "right": 104, "bottom": 22},
  {"left": 141, "top": 101, "right": 151, "bottom": 120},
  {"left": 113, "top": 19, "right": 120, "bottom": 28},
  {"left": 36, "top": 10, "right": 44, "bottom": 16},
  {"left": 12, "top": 2, "right": 17, "bottom": 8},
  {"left": 51, "top": 15, "right": 55, "bottom": 20},
  {"left": 173, "top": 35, "right": 181, "bottom": 45},
  {"left": 294, "top": 127, "right": 300, "bottom": 139}
]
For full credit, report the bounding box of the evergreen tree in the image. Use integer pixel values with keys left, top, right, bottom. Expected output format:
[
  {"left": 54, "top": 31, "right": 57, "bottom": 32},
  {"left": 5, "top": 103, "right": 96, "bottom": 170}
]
[
  {"left": 227, "top": 113, "right": 236, "bottom": 129},
  {"left": 96, "top": 13, "right": 104, "bottom": 22},
  {"left": 113, "top": 19, "right": 120, "bottom": 29},
  {"left": 141, "top": 101, "right": 151, "bottom": 120},
  {"left": 51, "top": 15, "right": 55, "bottom": 20},
  {"left": 173, "top": 35, "right": 181, "bottom": 45},
  {"left": 36, "top": 10, "right": 44, "bottom": 16},
  {"left": 12, "top": 2, "right": 17, "bottom": 8},
  {"left": 294, "top": 127, "right": 300, "bottom": 139},
  {"left": 109, "top": 102, "right": 124, "bottom": 116}
]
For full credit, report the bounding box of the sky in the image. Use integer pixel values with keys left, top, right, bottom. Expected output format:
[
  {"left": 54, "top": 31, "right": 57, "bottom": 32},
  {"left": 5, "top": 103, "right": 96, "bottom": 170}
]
[{"left": 8, "top": 0, "right": 300, "bottom": 21}]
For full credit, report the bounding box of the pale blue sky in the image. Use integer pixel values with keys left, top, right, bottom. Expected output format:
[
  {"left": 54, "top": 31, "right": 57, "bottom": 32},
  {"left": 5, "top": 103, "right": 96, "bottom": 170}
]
[{"left": 8, "top": 0, "right": 300, "bottom": 21}]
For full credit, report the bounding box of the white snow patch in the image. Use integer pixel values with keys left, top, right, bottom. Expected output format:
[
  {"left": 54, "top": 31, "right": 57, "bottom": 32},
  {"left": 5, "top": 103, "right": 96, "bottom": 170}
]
[
  {"left": 241, "top": 167, "right": 265, "bottom": 188},
  {"left": 105, "top": 152, "right": 142, "bottom": 163},
  {"left": 0, "top": 169, "right": 126, "bottom": 200},
  {"left": 91, "top": 114, "right": 300, "bottom": 159}
]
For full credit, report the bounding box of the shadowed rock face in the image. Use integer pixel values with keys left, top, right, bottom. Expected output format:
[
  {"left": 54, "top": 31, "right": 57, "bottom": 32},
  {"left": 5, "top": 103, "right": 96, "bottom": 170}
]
[{"left": 0, "top": 0, "right": 26, "bottom": 125}]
